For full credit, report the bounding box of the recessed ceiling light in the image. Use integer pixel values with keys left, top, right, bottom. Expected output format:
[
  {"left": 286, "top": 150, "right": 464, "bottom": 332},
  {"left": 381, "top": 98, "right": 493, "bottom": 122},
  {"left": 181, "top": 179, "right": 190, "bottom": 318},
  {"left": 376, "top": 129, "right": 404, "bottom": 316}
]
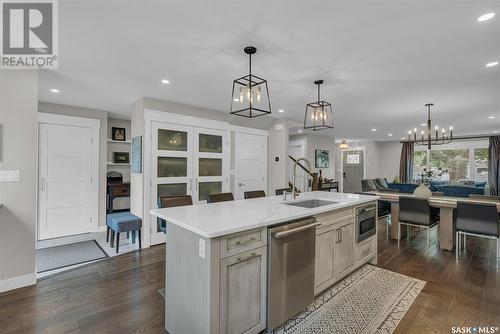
[
  {"left": 161, "top": 79, "right": 170, "bottom": 84},
  {"left": 421, "top": 123, "right": 426, "bottom": 126},
  {"left": 278, "top": 109, "right": 284, "bottom": 113},
  {"left": 493, "top": 130, "right": 498, "bottom": 133},
  {"left": 486, "top": 61, "right": 499, "bottom": 67},
  {"left": 371, "top": 128, "right": 376, "bottom": 132},
  {"left": 488, "top": 116, "right": 496, "bottom": 119},
  {"left": 233, "top": 98, "right": 239, "bottom": 102},
  {"left": 388, "top": 133, "right": 393, "bottom": 136},
  {"left": 478, "top": 12, "right": 495, "bottom": 22},
  {"left": 298, "top": 129, "right": 303, "bottom": 133},
  {"left": 401, "top": 137, "right": 405, "bottom": 140},
  {"left": 50, "top": 88, "right": 59, "bottom": 93}
]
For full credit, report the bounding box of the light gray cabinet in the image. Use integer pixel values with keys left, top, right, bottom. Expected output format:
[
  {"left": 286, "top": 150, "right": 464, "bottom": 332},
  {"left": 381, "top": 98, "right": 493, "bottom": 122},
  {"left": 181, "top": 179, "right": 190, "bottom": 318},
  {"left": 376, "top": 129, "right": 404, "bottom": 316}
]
[
  {"left": 314, "top": 225, "right": 336, "bottom": 294},
  {"left": 334, "top": 221, "right": 355, "bottom": 279},
  {"left": 219, "top": 246, "right": 267, "bottom": 334}
]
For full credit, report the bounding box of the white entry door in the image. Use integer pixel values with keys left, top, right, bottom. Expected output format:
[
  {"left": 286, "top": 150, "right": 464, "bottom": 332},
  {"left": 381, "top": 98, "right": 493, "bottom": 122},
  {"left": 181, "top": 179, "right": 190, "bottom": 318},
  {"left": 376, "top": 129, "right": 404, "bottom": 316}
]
[
  {"left": 234, "top": 132, "right": 267, "bottom": 199},
  {"left": 38, "top": 117, "right": 99, "bottom": 240}
]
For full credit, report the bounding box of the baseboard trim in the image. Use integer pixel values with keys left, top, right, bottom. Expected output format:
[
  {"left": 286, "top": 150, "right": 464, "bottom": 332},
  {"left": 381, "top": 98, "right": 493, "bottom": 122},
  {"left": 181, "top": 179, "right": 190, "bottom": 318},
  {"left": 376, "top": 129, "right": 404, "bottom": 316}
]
[{"left": 0, "top": 273, "right": 36, "bottom": 293}]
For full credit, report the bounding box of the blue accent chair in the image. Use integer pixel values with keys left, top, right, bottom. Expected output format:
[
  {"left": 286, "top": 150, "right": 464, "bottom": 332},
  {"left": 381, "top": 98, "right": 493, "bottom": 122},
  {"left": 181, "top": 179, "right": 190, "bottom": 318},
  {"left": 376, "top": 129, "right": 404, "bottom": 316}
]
[{"left": 106, "top": 212, "right": 142, "bottom": 253}]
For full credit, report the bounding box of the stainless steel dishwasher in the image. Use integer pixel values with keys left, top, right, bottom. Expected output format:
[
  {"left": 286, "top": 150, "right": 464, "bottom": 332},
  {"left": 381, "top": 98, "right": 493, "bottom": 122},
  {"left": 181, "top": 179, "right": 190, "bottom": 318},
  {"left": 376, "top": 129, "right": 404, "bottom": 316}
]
[{"left": 267, "top": 217, "right": 321, "bottom": 330}]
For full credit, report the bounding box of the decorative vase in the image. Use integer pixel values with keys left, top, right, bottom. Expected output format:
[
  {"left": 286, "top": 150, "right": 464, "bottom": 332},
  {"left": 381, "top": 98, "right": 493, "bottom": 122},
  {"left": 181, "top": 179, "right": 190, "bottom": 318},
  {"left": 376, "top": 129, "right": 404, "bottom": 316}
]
[{"left": 414, "top": 183, "right": 432, "bottom": 198}]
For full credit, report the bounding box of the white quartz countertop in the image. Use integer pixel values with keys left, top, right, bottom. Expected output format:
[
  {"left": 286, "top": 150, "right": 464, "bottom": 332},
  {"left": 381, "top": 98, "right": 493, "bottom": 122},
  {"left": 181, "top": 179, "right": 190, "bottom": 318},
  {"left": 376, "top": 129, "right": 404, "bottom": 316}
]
[{"left": 150, "top": 191, "right": 378, "bottom": 238}]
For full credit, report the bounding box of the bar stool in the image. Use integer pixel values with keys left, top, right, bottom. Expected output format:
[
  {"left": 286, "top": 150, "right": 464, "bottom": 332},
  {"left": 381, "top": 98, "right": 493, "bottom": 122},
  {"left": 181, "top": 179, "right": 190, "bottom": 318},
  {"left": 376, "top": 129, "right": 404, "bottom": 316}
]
[
  {"left": 275, "top": 188, "right": 292, "bottom": 196},
  {"left": 398, "top": 196, "right": 439, "bottom": 253},
  {"left": 207, "top": 192, "right": 234, "bottom": 203},
  {"left": 455, "top": 202, "right": 499, "bottom": 268},
  {"left": 244, "top": 190, "right": 266, "bottom": 199},
  {"left": 157, "top": 195, "right": 193, "bottom": 233}
]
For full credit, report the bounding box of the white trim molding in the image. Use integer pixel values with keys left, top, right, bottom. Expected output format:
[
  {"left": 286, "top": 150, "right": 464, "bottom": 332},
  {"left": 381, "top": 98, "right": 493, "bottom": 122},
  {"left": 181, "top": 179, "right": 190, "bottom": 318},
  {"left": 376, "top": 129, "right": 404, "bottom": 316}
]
[{"left": 0, "top": 273, "right": 37, "bottom": 293}]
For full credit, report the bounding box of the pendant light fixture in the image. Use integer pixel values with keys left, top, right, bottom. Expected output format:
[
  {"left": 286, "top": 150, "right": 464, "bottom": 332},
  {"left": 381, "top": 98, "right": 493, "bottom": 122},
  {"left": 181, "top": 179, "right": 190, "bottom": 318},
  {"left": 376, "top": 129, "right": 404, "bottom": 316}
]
[
  {"left": 404, "top": 103, "right": 453, "bottom": 149},
  {"left": 230, "top": 46, "right": 271, "bottom": 118},
  {"left": 304, "top": 80, "right": 334, "bottom": 130},
  {"left": 339, "top": 140, "right": 348, "bottom": 149}
]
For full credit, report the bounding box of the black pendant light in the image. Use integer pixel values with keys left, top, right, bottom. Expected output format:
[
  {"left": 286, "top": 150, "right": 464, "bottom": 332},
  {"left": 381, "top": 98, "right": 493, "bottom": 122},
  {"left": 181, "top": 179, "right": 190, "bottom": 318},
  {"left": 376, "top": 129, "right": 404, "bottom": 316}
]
[
  {"left": 304, "top": 80, "right": 334, "bottom": 131},
  {"left": 230, "top": 46, "right": 272, "bottom": 118}
]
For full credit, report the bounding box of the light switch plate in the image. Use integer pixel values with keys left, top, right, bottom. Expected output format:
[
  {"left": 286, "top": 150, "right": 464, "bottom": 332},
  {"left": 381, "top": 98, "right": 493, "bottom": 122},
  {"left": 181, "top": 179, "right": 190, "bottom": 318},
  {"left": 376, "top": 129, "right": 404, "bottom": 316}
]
[
  {"left": 198, "top": 238, "right": 206, "bottom": 259},
  {"left": 0, "top": 170, "right": 20, "bottom": 182}
]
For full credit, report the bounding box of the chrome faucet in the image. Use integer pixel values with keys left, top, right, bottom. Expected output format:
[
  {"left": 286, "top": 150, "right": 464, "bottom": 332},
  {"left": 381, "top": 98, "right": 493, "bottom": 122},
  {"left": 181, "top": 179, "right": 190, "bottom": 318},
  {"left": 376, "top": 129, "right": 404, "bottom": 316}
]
[{"left": 292, "top": 158, "right": 312, "bottom": 199}]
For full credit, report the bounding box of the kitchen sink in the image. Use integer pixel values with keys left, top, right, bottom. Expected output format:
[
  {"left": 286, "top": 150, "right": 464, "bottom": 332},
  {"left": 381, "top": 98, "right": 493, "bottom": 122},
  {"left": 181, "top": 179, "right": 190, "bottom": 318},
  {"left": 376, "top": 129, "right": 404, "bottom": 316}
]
[{"left": 285, "top": 199, "right": 338, "bottom": 209}]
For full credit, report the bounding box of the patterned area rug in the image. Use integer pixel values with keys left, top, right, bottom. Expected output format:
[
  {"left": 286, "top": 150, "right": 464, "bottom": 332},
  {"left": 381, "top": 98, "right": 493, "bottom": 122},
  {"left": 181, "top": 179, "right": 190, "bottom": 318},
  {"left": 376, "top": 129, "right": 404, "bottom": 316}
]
[{"left": 274, "top": 265, "right": 425, "bottom": 334}]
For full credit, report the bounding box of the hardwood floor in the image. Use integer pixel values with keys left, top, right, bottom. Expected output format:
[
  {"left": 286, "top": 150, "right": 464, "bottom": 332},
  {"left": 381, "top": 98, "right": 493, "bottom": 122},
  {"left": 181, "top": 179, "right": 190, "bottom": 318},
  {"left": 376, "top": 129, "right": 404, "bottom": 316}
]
[{"left": 1, "top": 221, "right": 499, "bottom": 334}]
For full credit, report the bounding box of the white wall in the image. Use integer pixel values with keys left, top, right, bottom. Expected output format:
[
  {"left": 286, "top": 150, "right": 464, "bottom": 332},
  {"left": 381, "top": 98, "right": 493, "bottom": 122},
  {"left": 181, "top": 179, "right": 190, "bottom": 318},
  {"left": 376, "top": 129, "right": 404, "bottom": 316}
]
[
  {"left": 376, "top": 141, "right": 402, "bottom": 182},
  {"left": 290, "top": 133, "right": 336, "bottom": 179},
  {"left": 0, "top": 70, "right": 38, "bottom": 292},
  {"left": 334, "top": 140, "right": 402, "bottom": 184},
  {"left": 268, "top": 119, "right": 289, "bottom": 195},
  {"left": 38, "top": 102, "right": 109, "bottom": 227}
]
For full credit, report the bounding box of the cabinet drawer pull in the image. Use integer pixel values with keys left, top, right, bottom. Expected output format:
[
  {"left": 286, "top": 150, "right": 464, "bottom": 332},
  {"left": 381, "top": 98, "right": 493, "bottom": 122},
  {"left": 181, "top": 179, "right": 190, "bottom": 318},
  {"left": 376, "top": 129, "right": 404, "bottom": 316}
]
[
  {"left": 236, "top": 252, "right": 258, "bottom": 262},
  {"left": 235, "top": 237, "right": 256, "bottom": 246}
]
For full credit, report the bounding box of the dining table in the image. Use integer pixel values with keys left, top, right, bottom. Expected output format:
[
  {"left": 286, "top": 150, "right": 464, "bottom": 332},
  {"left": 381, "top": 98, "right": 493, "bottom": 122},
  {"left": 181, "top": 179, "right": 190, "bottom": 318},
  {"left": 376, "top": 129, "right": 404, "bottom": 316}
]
[{"left": 367, "top": 191, "right": 500, "bottom": 251}]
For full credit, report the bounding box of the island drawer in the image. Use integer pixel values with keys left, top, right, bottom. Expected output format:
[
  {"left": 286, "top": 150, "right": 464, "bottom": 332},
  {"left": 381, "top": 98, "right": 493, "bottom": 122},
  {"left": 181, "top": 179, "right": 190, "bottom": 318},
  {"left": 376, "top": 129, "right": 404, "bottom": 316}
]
[
  {"left": 315, "top": 207, "right": 354, "bottom": 227},
  {"left": 220, "top": 228, "right": 267, "bottom": 258}
]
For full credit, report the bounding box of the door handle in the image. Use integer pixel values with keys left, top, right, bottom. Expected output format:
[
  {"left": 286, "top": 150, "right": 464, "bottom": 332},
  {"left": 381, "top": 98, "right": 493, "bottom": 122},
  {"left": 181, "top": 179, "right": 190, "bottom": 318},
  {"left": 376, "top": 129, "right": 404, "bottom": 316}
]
[
  {"left": 272, "top": 222, "right": 321, "bottom": 239},
  {"left": 336, "top": 228, "right": 341, "bottom": 243},
  {"left": 41, "top": 178, "right": 46, "bottom": 191},
  {"left": 339, "top": 228, "right": 343, "bottom": 243},
  {"left": 238, "top": 182, "right": 246, "bottom": 187}
]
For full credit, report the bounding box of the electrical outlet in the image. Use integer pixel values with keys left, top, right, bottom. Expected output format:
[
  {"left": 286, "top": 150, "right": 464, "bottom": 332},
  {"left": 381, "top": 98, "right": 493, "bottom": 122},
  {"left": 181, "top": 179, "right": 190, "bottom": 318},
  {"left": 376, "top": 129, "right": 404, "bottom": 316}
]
[
  {"left": 198, "top": 238, "right": 206, "bottom": 259},
  {"left": 0, "top": 170, "right": 20, "bottom": 182}
]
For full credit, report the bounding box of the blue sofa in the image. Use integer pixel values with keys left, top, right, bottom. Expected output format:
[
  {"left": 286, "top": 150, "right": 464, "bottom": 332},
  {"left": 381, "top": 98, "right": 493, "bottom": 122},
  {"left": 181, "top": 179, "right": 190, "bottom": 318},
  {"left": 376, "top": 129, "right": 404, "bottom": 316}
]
[
  {"left": 387, "top": 183, "right": 419, "bottom": 194},
  {"left": 441, "top": 185, "right": 485, "bottom": 198}
]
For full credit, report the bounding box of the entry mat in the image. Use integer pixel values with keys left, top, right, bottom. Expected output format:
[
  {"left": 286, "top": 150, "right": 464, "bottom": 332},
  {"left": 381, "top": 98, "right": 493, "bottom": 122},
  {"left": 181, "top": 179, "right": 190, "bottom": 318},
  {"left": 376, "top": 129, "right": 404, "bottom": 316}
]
[
  {"left": 273, "top": 265, "right": 425, "bottom": 334},
  {"left": 37, "top": 240, "right": 109, "bottom": 273}
]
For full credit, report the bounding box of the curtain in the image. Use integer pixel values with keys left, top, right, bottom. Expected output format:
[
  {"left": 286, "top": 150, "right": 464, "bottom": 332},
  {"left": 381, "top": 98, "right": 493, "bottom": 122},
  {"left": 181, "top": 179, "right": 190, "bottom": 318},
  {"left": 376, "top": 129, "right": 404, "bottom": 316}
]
[
  {"left": 488, "top": 136, "right": 500, "bottom": 196},
  {"left": 399, "top": 142, "right": 414, "bottom": 183}
]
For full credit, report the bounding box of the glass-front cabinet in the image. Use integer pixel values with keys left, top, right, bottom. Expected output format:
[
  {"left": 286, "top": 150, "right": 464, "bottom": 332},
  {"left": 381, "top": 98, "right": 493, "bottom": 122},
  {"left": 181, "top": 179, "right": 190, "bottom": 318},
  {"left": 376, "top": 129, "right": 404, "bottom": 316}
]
[{"left": 151, "top": 122, "right": 229, "bottom": 245}]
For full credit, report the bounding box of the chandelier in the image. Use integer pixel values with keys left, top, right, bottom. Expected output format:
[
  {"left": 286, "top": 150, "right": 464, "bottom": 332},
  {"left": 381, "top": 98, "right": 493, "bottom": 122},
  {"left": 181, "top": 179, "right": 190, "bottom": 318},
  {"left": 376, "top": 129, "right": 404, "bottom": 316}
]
[
  {"left": 230, "top": 46, "right": 271, "bottom": 118},
  {"left": 304, "top": 80, "right": 334, "bottom": 131},
  {"left": 406, "top": 103, "right": 453, "bottom": 149}
]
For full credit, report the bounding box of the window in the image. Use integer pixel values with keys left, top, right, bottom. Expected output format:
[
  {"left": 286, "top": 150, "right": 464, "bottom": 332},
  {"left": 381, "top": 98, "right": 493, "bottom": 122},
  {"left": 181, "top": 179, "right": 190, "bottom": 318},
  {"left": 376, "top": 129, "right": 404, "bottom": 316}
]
[
  {"left": 413, "top": 146, "right": 488, "bottom": 183},
  {"left": 430, "top": 149, "right": 469, "bottom": 181},
  {"left": 474, "top": 148, "right": 488, "bottom": 182}
]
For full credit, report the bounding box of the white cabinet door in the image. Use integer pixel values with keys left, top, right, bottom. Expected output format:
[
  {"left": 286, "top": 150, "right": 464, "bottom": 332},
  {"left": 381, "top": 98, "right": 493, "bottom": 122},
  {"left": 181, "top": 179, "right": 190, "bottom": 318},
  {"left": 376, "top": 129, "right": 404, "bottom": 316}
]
[
  {"left": 194, "top": 128, "right": 229, "bottom": 202},
  {"left": 220, "top": 247, "right": 267, "bottom": 334},
  {"left": 234, "top": 133, "right": 267, "bottom": 200},
  {"left": 314, "top": 225, "right": 336, "bottom": 295},
  {"left": 334, "top": 221, "right": 355, "bottom": 279},
  {"left": 38, "top": 123, "right": 96, "bottom": 239},
  {"left": 151, "top": 122, "right": 193, "bottom": 245}
]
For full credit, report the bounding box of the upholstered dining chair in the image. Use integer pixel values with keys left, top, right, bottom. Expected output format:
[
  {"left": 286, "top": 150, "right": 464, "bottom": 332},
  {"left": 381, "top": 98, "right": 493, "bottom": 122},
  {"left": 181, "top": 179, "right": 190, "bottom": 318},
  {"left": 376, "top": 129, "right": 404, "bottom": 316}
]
[
  {"left": 455, "top": 202, "right": 499, "bottom": 268},
  {"left": 244, "top": 190, "right": 266, "bottom": 199},
  {"left": 398, "top": 196, "right": 440, "bottom": 253},
  {"left": 158, "top": 195, "right": 193, "bottom": 233},
  {"left": 207, "top": 192, "right": 234, "bottom": 203},
  {"left": 275, "top": 188, "right": 292, "bottom": 196}
]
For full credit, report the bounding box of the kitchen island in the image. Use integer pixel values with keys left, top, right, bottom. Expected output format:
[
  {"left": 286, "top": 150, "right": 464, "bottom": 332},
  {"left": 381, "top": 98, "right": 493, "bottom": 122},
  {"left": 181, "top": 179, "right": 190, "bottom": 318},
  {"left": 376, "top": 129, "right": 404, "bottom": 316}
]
[{"left": 150, "top": 191, "right": 378, "bottom": 334}]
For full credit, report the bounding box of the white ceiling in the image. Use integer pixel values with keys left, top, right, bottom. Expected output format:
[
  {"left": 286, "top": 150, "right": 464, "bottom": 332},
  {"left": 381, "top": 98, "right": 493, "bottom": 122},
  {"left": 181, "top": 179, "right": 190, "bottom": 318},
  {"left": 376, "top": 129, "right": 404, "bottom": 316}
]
[{"left": 39, "top": 1, "right": 500, "bottom": 140}]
